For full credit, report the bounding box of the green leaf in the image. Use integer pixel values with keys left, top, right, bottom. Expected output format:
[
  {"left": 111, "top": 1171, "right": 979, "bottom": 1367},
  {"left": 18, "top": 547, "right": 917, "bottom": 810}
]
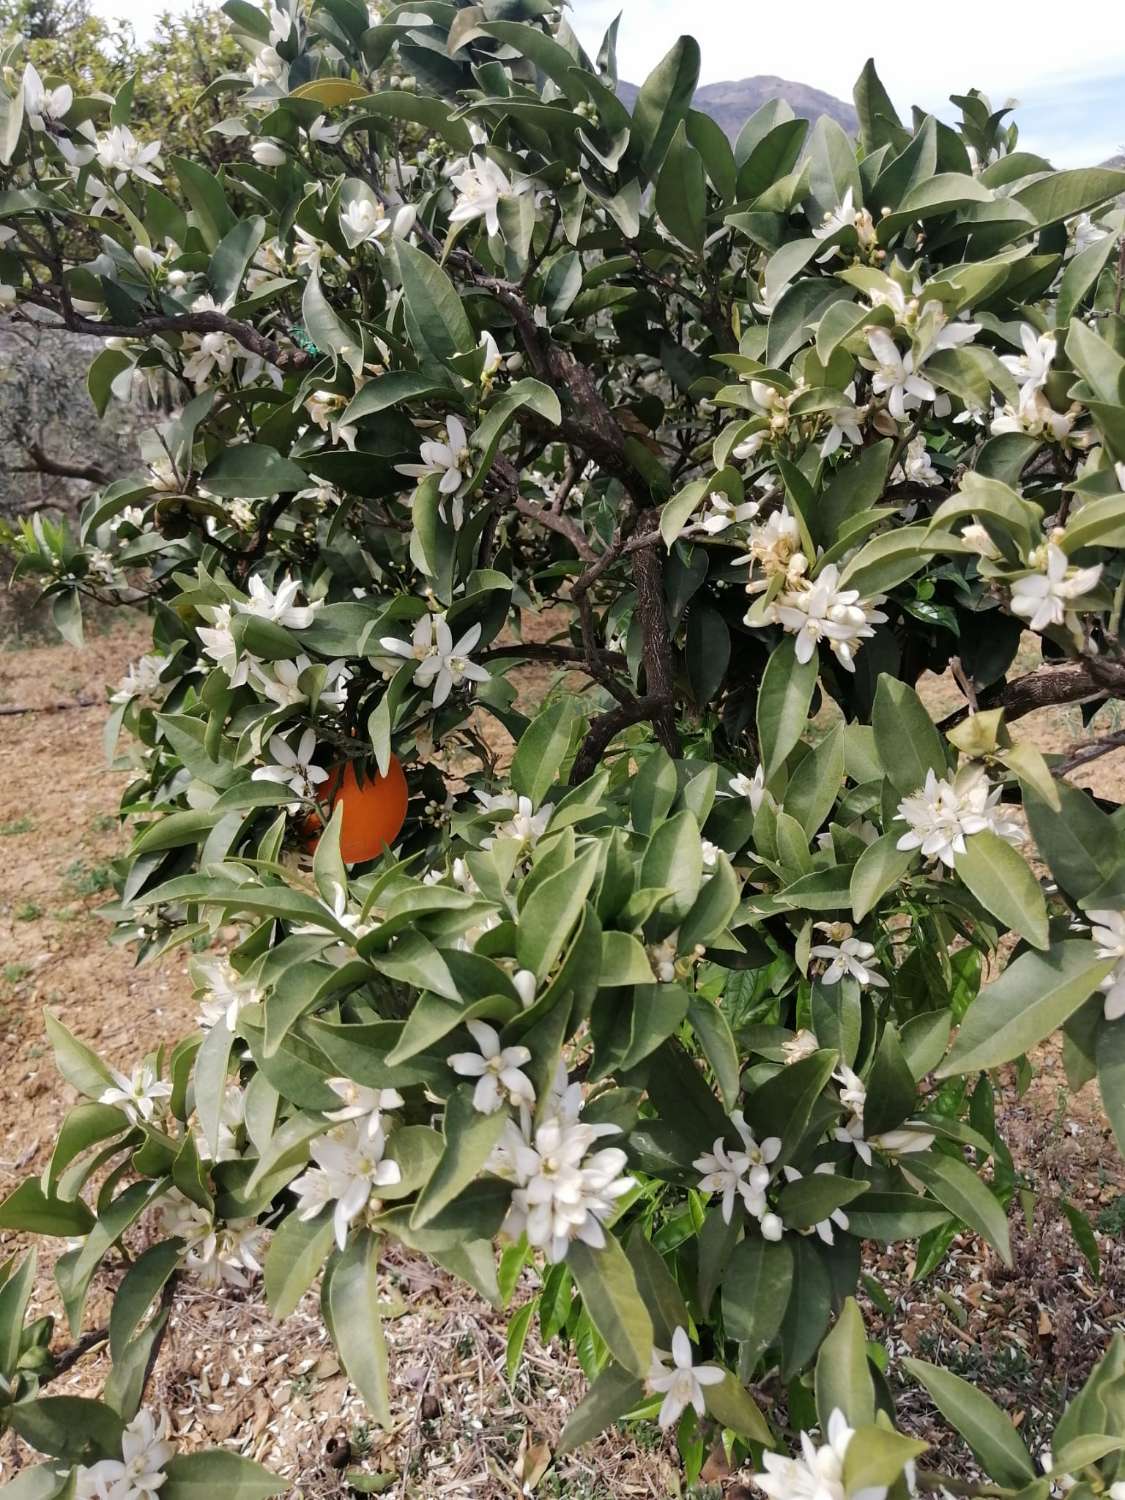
[
  {"left": 778, "top": 1172, "right": 870, "bottom": 1229},
  {"left": 939, "top": 941, "right": 1113, "bottom": 1077},
  {"left": 171, "top": 155, "right": 236, "bottom": 250},
  {"left": 850, "top": 832, "right": 915, "bottom": 921},
  {"left": 194, "top": 1018, "right": 235, "bottom": 1161},
  {"left": 640, "top": 809, "right": 703, "bottom": 921},
  {"left": 303, "top": 272, "right": 364, "bottom": 379},
  {"left": 506, "top": 1298, "right": 535, "bottom": 1383},
  {"left": 630, "top": 35, "right": 701, "bottom": 180},
  {"left": 109, "top": 1238, "right": 184, "bottom": 1361},
  {"left": 1013, "top": 167, "right": 1125, "bottom": 228},
  {"left": 903, "top": 1150, "right": 1011, "bottom": 1266},
  {"left": 854, "top": 58, "right": 905, "bottom": 154},
  {"left": 8, "top": 1397, "right": 123, "bottom": 1465},
  {"left": 757, "top": 636, "right": 817, "bottom": 781},
  {"left": 687, "top": 997, "right": 741, "bottom": 1109},
  {"left": 722, "top": 1236, "right": 793, "bottom": 1359},
  {"left": 410, "top": 1085, "right": 508, "bottom": 1229},
  {"left": 201, "top": 443, "right": 309, "bottom": 498},
  {"left": 396, "top": 239, "right": 474, "bottom": 364},
  {"left": 209, "top": 215, "right": 265, "bottom": 307},
  {"left": 902, "top": 1357, "right": 1035, "bottom": 1486},
  {"left": 872, "top": 675, "right": 946, "bottom": 795},
  {"left": 956, "top": 831, "right": 1049, "bottom": 951},
  {"left": 702, "top": 1370, "right": 773, "bottom": 1443},
  {"left": 264, "top": 1209, "right": 336, "bottom": 1320},
  {"left": 0, "top": 1180, "right": 95, "bottom": 1237},
  {"left": 779, "top": 1236, "right": 833, "bottom": 1379},
  {"left": 567, "top": 1234, "right": 653, "bottom": 1378},
  {"left": 660, "top": 478, "right": 709, "bottom": 548},
  {"left": 0, "top": 1463, "right": 70, "bottom": 1498},
  {"left": 44, "top": 1011, "right": 115, "bottom": 1099},
  {"left": 324, "top": 1231, "right": 391, "bottom": 1427},
  {"left": 161, "top": 1451, "right": 286, "bottom": 1499},
  {"left": 1098, "top": 1019, "right": 1125, "bottom": 1159},
  {"left": 843, "top": 1427, "right": 928, "bottom": 1493},
  {"left": 558, "top": 1362, "right": 644, "bottom": 1453},
  {"left": 655, "top": 121, "right": 706, "bottom": 252},
  {"left": 1024, "top": 781, "right": 1122, "bottom": 902},
  {"left": 600, "top": 930, "right": 658, "bottom": 986},
  {"left": 510, "top": 700, "right": 579, "bottom": 808},
  {"left": 816, "top": 1297, "right": 874, "bottom": 1430},
  {"left": 516, "top": 845, "right": 600, "bottom": 981},
  {"left": 0, "top": 1250, "right": 37, "bottom": 1376}
]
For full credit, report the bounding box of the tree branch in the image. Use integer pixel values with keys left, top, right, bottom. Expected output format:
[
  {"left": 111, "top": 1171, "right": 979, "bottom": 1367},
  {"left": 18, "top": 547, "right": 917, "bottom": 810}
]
[
  {"left": 938, "top": 658, "right": 1125, "bottom": 730},
  {"left": 1053, "top": 728, "right": 1125, "bottom": 777},
  {"left": 569, "top": 693, "right": 672, "bottom": 785},
  {"left": 13, "top": 441, "right": 110, "bottom": 485},
  {"left": 20, "top": 298, "right": 312, "bottom": 372}
]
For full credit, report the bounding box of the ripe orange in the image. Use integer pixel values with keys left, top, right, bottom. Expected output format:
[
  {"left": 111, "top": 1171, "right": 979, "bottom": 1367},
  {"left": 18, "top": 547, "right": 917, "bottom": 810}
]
[{"left": 309, "top": 757, "right": 408, "bottom": 863}]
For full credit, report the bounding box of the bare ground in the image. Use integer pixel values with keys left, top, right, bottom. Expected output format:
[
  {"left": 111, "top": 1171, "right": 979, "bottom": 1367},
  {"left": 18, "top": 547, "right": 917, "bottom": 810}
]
[{"left": 0, "top": 622, "right": 1122, "bottom": 1495}]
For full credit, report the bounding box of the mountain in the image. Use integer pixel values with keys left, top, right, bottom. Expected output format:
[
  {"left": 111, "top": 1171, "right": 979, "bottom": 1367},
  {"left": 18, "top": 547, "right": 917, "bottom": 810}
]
[{"left": 617, "top": 75, "right": 858, "bottom": 141}]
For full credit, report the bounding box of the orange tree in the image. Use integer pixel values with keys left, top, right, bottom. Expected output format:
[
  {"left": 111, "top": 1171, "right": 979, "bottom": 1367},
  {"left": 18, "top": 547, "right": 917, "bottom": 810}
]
[{"left": 4, "top": 3, "right": 1125, "bottom": 1493}]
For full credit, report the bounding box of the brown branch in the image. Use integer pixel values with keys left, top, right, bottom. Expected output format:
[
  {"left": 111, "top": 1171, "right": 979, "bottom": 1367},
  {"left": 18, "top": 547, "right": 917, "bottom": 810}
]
[
  {"left": 14, "top": 442, "right": 110, "bottom": 485},
  {"left": 938, "top": 658, "right": 1125, "bottom": 730},
  {"left": 569, "top": 693, "right": 672, "bottom": 785},
  {"left": 631, "top": 529, "right": 681, "bottom": 758},
  {"left": 20, "top": 297, "right": 312, "bottom": 372},
  {"left": 513, "top": 496, "right": 596, "bottom": 561},
  {"left": 1053, "top": 728, "right": 1125, "bottom": 777},
  {"left": 46, "top": 1326, "right": 108, "bottom": 1381},
  {"left": 477, "top": 642, "right": 626, "bottom": 670}
]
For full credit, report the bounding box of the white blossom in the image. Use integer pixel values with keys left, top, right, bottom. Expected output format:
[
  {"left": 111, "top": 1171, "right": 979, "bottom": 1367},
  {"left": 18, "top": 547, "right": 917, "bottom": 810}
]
[
  {"left": 990, "top": 390, "right": 1076, "bottom": 444},
  {"left": 340, "top": 195, "right": 392, "bottom": 248},
  {"left": 448, "top": 1020, "right": 535, "bottom": 1114},
  {"left": 697, "top": 491, "right": 761, "bottom": 535},
  {"left": 1000, "top": 323, "right": 1056, "bottom": 406},
  {"left": 99, "top": 1062, "right": 172, "bottom": 1124},
  {"left": 111, "top": 653, "right": 166, "bottom": 705},
  {"left": 861, "top": 329, "right": 936, "bottom": 422},
  {"left": 197, "top": 602, "right": 258, "bottom": 688},
  {"left": 249, "top": 654, "right": 350, "bottom": 711},
  {"left": 251, "top": 727, "right": 330, "bottom": 804},
  {"left": 238, "top": 573, "right": 322, "bottom": 629},
  {"left": 895, "top": 763, "right": 1023, "bottom": 869},
  {"left": 449, "top": 153, "right": 530, "bottom": 237},
  {"left": 193, "top": 955, "right": 264, "bottom": 1030},
  {"left": 734, "top": 507, "right": 807, "bottom": 595},
  {"left": 251, "top": 139, "right": 287, "bottom": 167},
  {"left": 1088, "top": 910, "right": 1125, "bottom": 1021},
  {"left": 1009, "top": 543, "right": 1101, "bottom": 634},
  {"left": 158, "top": 1191, "right": 265, "bottom": 1287},
  {"left": 379, "top": 614, "right": 489, "bottom": 708},
  {"left": 729, "top": 765, "right": 767, "bottom": 812},
  {"left": 767, "top": 564, "right": 887, "bottom": 671},
  {"left": 897, "top": 434, "right": 942, "bottom": 488},
  {"left": 645, "top": 1327, "right": 724, "bottom": 1429},
  {"left": 475, "top": 790, "right": 552, "bottom": 849},
  {"left": 496, "top": 1112, "right": 633, "bottom": 1263},
  {"left": 22, "top": 63, "right": 73, "bottom": 131},
  {"left": 755, "top": 1408, "right": 889, "bottom": 1500},
  {"left": 811, "top": 188, "right": 877, "bottom": 261},
  {"left": 694, "top": 1112, "right": 780, "bottom": 1224},
  {"left": 821, "top": 384, "right": 866, "bottom": 457},
  {"left": 324, "top": 1078, "right": 404, "bottom": 1139},
  {"left": 74, "top": 1408, "right": 175, "bottom": 1500},
  {"left": 811, "top": 921, "right": 888, "bottom": 988},
  {"left": 87, "top": 125, "right": 163, "bottom": 212},
  {"left": 783, "top": 1029, "right": 821, "bottom": 1064},
  {"left": 394, "top": 415, "right": 473, "bottom": 508},
  {"left": 291, "top": 1120, "right": 402, "bottom": 1249}
]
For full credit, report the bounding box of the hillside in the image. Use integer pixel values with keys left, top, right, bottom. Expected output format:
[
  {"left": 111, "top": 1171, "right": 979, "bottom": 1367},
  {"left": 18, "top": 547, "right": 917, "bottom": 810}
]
[{"left": 617, "top": 73, "right": 858, "bottom": 139}]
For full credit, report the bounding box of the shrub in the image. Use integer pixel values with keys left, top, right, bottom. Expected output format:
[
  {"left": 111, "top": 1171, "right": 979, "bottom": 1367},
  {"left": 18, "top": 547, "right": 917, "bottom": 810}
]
[{"left": 3, "top": 4, "right": 1125, "bottom": 1494}]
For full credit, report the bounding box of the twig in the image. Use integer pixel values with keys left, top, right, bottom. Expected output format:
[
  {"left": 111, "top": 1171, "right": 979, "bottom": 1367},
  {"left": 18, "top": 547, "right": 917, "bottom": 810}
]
[
  {"left": 569, "top": 693, "right": 672, "bottom": 784},
  {"left": 1053, "top": 728, "right": 1125, "bottom": 776},
  {"left": 13, "top": 442, "right": 110, "bottom": 485},
  {"left": 45, "top": 1326, "right": 108, "bottom": 1381},
  {"left": 938, "top": 658, "right": 1125, "bottom": 729}
]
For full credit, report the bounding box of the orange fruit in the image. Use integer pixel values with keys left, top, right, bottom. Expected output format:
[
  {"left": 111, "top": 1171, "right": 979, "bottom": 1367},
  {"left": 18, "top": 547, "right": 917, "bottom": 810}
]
[{"left": 308, "top": 757, "right": 408, "bottom": 863}]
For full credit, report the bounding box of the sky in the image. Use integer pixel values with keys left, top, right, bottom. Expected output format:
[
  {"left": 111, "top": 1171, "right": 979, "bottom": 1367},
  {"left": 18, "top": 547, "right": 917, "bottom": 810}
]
[{"left": 93, "top": 0, "right": 1125, "bottom": 167}]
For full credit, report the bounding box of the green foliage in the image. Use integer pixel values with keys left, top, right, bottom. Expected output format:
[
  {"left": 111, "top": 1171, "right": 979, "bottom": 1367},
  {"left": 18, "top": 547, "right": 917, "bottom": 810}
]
[{"left": 3, "top": 13, "right": 1125, "bottom": 1495}]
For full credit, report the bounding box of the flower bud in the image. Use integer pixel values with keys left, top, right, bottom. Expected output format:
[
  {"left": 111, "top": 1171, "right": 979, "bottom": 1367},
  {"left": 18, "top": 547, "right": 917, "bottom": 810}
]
[{"left": 251, "top": 140, "right": 287, "bottom": 167}]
